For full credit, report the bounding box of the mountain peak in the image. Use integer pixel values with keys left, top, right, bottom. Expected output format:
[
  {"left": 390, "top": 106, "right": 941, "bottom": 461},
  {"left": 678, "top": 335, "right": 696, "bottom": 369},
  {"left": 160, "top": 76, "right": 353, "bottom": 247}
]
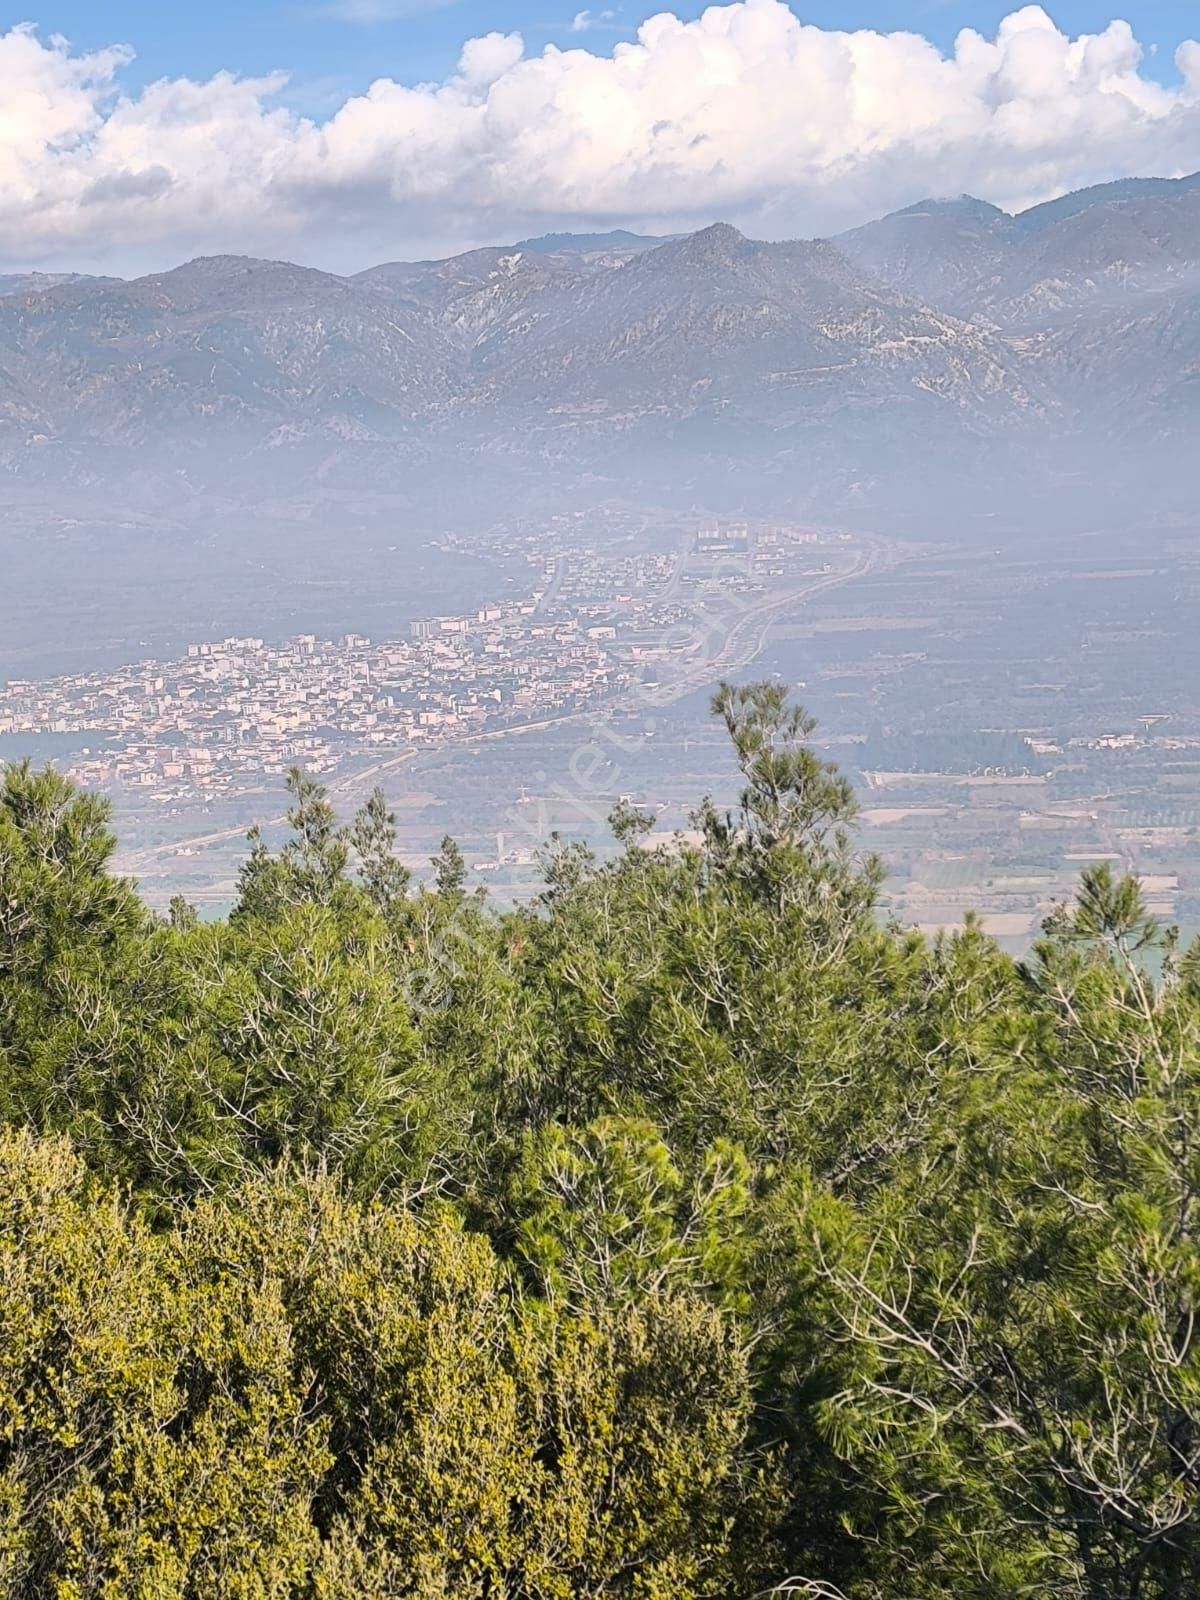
[
  {"left": 146, "top": 254, "right": 338, "bottom": 281},
  {"left": 513, "top": 229, "right": 667, "bottom": 255},
  {"left": 658, "top": 222, "right": 750, "bottom": 266},
  {"left": 128, "top": 254, "right": 351, "bottom": 311},
  {"left": 0, "top": 270, "right": 111, "bottom": 300},
  {"left": 891, "top": 195, "right": 1009, "bottom": 227},
  {"left": 692, "top": 222, "right": 747, "bottom": 245},
  {"left": 1014, "top": 170, "right": 1200, "bottom": 235}
]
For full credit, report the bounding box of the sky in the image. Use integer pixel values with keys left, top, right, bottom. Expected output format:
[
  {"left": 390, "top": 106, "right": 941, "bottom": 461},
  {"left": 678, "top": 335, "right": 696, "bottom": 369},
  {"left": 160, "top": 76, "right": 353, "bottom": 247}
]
[{"left": 0, "top": 0, "right": 1197, "bottom": 273}]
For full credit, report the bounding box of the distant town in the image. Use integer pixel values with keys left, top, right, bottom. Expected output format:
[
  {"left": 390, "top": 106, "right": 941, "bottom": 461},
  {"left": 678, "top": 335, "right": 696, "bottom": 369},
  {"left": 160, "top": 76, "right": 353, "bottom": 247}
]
[
  {"left": 0, "top": 520, "right": 841, "bottom": 804},
  {"left": 5, "top": 518, "right": 1200, "bottom": 952}
]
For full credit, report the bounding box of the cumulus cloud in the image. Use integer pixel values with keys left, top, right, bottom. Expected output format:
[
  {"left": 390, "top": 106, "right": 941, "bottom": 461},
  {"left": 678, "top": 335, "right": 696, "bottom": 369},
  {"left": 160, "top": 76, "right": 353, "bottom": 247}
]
[{"left": 1, "top": 2, "right": 1198, "bottom": 272}]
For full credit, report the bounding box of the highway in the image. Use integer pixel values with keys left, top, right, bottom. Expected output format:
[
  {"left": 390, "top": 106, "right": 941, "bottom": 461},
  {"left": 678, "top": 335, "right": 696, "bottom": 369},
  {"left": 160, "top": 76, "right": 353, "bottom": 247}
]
[{"left": 645, "top": 539, "right": 891, "bottom": 706}]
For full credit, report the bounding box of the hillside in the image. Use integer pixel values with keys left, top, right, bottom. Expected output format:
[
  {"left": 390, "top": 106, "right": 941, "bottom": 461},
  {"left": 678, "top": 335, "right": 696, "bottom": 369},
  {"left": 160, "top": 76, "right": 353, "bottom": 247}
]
[{"left": 0, "top": 172, "right": 1196, "bottom": 519}]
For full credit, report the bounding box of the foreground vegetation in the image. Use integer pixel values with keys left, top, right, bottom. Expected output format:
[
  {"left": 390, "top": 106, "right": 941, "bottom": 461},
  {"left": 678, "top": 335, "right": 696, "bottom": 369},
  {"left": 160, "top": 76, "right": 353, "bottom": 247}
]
[{"left": 3, "top": 682, "right": 1200, "bottom": 1598}]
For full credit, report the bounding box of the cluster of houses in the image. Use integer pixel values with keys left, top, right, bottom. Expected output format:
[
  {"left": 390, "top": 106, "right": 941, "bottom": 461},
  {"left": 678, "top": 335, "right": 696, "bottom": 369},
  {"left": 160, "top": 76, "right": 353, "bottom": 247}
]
[{"left": 0, "top": 518, "right": 838, "bottom": 804}]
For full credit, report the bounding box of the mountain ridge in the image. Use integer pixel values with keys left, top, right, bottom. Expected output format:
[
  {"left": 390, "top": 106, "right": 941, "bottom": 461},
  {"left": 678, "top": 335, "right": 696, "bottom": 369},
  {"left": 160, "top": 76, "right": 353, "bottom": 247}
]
[{"left": 0, "top": 172, "right": 1196, "bottom": 523}]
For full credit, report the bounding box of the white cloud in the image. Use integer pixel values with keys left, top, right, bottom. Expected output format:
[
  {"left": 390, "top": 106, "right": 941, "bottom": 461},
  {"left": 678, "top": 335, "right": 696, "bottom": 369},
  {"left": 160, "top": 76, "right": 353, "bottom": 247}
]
[
  {"left": 568, "top": 9, "right": 618, "bottom": 32},
  {"left": 1, "top": 2, "right": 1198, "bottom": 273},
  {"left": 456, "top": 31, "right": 525, "bottom": 86}
]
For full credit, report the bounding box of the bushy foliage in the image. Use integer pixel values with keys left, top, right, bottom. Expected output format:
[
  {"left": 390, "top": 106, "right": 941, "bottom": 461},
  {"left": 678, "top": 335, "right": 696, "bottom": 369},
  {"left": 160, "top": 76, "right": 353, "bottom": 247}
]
[
  {"left": 3, "top": 683, "right": 1200, "bottom": 1598},
  {"left": 0, "top": 1132, "right": 763, "bottom": 1598}
]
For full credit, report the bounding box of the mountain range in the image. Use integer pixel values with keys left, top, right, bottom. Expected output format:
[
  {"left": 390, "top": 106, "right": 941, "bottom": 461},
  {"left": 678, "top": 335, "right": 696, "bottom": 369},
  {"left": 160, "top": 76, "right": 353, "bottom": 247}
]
[{"left": 1, "top": 172, "right": 1197, "bottom": 530}]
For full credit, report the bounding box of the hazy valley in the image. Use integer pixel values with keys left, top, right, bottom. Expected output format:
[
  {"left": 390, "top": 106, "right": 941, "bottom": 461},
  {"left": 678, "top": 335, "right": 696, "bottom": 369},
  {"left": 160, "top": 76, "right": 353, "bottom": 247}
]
[{"left": 3, "top": 171, "right": 1199, "bottom": 939}]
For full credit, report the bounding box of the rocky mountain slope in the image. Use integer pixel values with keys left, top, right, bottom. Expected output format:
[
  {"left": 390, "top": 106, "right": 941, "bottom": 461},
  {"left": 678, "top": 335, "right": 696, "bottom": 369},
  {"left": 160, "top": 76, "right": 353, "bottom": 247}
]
[
  {"left": 836, "top": 173, "right": 1200, "bottom": 326},
  {"left": 0, "top": 173, "right": 1196, "bottom": 522}
]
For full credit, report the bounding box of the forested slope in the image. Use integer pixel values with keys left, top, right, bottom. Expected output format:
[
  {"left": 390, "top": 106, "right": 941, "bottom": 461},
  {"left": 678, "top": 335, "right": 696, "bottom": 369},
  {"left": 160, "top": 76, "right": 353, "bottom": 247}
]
[{"left": 3, "top": 683, "right": 1200, "bottom": 1598}]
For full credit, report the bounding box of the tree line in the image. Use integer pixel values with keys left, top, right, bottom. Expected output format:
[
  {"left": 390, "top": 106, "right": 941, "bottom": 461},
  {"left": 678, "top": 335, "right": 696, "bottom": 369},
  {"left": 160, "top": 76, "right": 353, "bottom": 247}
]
[
  {"left": 854, "top": 727, "right": 1043, "bottom": 776},
  {"left": 2, "top": 680, "right": 1200, "bottom": 1598}
]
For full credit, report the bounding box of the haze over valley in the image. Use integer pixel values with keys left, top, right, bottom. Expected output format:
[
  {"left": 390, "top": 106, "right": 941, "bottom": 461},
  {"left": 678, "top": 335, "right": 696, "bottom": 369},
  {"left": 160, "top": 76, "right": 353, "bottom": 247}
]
[{"left": 1, "top": 165, "right": 1198, "bottom": 939}]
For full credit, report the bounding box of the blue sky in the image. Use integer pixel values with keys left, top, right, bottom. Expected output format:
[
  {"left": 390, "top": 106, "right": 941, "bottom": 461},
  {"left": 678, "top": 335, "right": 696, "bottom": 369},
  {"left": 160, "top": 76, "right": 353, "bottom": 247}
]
[
  {"left": 1, "top": 0, "right": 1197, "bottom": 272},
  {"left": 12, "top": 0, "right": 1197, "bottom": 104}
]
